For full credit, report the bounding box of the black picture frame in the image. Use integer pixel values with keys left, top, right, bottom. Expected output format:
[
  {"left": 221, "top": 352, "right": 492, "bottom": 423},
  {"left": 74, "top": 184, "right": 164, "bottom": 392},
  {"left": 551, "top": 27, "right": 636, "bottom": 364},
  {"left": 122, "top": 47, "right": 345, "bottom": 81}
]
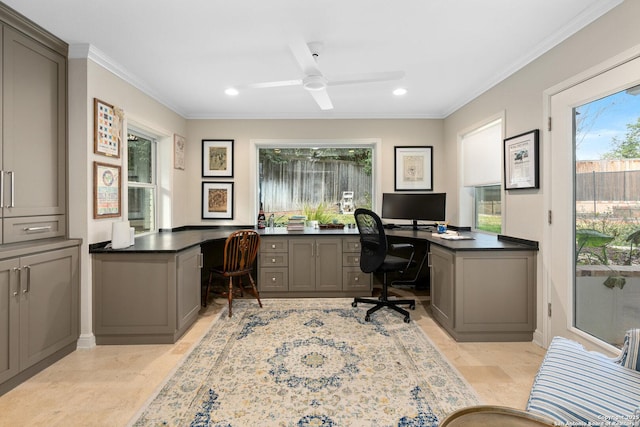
[
  {"left": 504, "top": 129, "right": 540, "bottom": 190},
  {"left": 202, "top": 139, "right": 234, "bottom": 178},
  {"left": 201, "top": 181, "right": 234, "bottom": 219},
  {"left": 394, "top": 146, "right": 433, "bottom": 191}
]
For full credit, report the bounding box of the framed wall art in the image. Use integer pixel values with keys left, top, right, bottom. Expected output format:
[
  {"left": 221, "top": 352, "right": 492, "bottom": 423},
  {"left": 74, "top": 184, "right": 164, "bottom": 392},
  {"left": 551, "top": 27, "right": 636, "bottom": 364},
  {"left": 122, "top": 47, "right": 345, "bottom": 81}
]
[
  {"left": 94, "top": 98, "right": 123, "bottom": 158},
  {"left": 93, "top": 162, "right": 121, "bottom": 218},
  {"left": 394, "top": 146, "right": 433, "bottom": 191},
  {"left": 202, "top": 139, "right": 233, "bottom": 177},
  {"left": 202, "top": 181, "right": 234, "bottom": 219},
  {"left": 504, "top": 129, "right": 539, "bottom": 190},
  {"left": 174, "top": 134, "right": 186, "bottom": 170}
]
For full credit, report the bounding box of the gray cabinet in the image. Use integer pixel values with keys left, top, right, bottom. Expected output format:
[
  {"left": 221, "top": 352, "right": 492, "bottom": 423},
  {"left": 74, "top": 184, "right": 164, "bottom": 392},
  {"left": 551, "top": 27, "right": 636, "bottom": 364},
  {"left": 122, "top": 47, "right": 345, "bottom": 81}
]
[
  {"left": 93, "top": 246, "right": 203, "bottom": 344},
  {"left": 0, "top": 244, "right": 79, "bottom": 390},
  {"left": 1, "top": 23, "right": 67, "bottom": 243},
  {"left": 289, "top": 237, "right": 342, "bottom": 292},
  {"left": 258, "top": 238, "right": 288, "bottom": 292},
  {"left": 342, "top": 237, "right": 371, "bottom": 291},
  {"left": 258, "top": 235, "right": 370, "bottom": 297},
  {"left": 429, "top": 244, "right": 536, "bottom": 342}
]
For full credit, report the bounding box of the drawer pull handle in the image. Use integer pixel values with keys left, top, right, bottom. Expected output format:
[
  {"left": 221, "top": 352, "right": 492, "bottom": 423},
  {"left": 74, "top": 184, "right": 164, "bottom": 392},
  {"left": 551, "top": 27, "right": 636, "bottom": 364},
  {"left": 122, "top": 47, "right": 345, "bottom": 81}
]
[
  {"left": 271, "top": 277, "right": 277, "bottom": 282},
  {"left": 272, "top": 258, "right": 276, "bottom": 263},
  {"left": 23, "top": 226, "right": 52, "bottom": 233},
  {"left": 355, "top": 243, "right": 359, "bottom": 248},
  {"left": 354, "top": 277, "right": 359, "bottom": 281},
  {"left": 354, "top": 257, "right": 359, "bottom": 262},
  {"left": 271, "top": 244, "right": 276, "bottom": 249}
]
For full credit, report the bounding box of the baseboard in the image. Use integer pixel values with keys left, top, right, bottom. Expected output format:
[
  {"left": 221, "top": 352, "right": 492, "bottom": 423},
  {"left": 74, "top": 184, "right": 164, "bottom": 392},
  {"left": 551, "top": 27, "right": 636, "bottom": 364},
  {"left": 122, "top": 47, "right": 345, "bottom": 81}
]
[
  {"left": 77, "top": 333, "right": 96, "bottom": 349},
  {"left": 532, "top": 329, "right": 545, "bottom": 348}
]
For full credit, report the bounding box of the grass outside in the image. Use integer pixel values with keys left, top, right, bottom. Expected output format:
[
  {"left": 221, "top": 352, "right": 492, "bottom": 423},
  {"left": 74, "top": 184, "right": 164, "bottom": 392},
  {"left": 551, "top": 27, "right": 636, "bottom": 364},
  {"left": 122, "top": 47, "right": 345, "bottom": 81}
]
[{"left": 477, "top": 214, "right": 501, "bottom": 234}]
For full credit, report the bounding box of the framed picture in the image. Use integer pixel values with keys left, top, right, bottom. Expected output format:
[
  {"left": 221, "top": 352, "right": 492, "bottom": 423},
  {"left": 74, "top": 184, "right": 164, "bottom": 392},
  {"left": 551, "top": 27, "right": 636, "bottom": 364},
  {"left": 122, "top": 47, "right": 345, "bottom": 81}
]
[
  {"left": 202, "top": 181, "right": 234, "bottom": 219},
  {"left": 202, "top": 139, "right": 233, "bottom": 177},
  {"left": 504, "top": 129, "right": 540, "bottom": 190},
  {"left": 394, "top": 146, "right": 433, "bottom": 191},
  {"left": 174, "top": 134, "right": 186, "bottom": 170},
  {"left": 93, "top": 162, "right": 121, "bottom": 218},
  {"left": 94, "top": 98, "right": 123, "bottom": 158}
]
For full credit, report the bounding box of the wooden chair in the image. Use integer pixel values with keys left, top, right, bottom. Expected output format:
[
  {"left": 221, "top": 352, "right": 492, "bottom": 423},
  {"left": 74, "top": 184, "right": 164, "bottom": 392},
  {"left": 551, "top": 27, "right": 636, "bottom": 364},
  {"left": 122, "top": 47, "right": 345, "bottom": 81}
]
[{"left": 204, "top": 229, "right": 262, "bottom": 317}]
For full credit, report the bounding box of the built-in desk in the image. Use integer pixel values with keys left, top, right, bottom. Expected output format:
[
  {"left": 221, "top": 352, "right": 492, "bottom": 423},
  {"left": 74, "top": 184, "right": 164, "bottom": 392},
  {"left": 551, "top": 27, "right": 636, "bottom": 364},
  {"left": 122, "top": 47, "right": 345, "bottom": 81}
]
[{"left": 90, "top": 227, "right": 537, "bottom": 343}]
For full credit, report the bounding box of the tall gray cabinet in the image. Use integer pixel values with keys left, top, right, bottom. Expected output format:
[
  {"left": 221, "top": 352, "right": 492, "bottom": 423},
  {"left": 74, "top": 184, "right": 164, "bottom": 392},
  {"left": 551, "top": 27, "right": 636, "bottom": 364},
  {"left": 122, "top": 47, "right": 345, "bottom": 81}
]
[
  {"left": 0, "top": 4, "right": 78, "bottom": 395},
  {"left": 1, "top": 17, "right": 66, "bottom": 243}
]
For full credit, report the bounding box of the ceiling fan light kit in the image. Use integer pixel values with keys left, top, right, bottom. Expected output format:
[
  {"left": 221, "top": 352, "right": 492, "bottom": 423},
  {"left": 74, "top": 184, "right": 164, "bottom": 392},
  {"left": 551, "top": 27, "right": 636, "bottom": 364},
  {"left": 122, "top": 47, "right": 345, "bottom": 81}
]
[
  {"left": 302, "top": 75, "right": 327, "bottom": 91},
  {"left": 230, "top": 39, "right": 405, "bottom": 111}
]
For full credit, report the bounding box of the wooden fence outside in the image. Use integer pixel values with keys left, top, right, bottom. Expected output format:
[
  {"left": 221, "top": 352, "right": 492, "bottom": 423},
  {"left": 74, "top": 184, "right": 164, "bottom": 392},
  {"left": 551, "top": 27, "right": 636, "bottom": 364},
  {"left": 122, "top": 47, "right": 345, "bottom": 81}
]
[
  {"left": 576, "top": 170, "right": 640, "bottom": 202},
  {"left": 259, "top": 158, "right": 372, "bottom": 212}
]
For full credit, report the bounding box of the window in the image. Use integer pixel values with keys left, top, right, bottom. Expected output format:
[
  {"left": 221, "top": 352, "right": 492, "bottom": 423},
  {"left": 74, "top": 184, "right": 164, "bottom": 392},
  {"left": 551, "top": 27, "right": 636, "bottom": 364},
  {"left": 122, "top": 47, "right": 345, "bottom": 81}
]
[
  {"left": 257, "top": 143, "right": 374, "bottom": 225},
  {"left": 461, "top": 119, "right": 503, "bottom": 233},
  {"left": 127, "top": 130, "right": 156, "bottom": 234}
]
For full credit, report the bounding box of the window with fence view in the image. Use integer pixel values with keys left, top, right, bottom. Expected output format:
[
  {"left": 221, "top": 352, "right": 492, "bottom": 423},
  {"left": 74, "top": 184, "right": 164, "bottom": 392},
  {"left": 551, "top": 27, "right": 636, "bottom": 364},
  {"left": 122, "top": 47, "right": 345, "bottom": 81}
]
[
  {"left": 258, "top": 146, "right": 373, "bottom": 226},
  {"left": 574, "top": 84, "right": 640, "bottom": 347}
]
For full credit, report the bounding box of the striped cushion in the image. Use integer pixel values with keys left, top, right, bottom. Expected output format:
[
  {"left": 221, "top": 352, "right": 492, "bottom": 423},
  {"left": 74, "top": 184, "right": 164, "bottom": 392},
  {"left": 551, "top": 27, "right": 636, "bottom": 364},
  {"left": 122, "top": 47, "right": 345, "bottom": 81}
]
[
  {"left": 527, "top": 336, "right": 640, "bottom": 426},
  {"left": 615, "top": 329, "right": 640, "bottom": 371}
]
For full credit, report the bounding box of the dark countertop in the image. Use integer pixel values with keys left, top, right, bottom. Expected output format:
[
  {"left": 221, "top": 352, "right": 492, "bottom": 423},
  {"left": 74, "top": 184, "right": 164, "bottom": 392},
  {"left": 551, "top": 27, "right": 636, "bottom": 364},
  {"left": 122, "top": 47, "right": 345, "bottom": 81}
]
[{"left": 90, "top": 226, "right": 537, "bottom": 254}]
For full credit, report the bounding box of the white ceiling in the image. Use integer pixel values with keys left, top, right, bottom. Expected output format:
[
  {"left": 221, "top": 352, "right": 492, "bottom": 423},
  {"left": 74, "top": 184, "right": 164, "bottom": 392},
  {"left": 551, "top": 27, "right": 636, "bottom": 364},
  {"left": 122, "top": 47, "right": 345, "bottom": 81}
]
[{"left": 4, "top": 0, "right": 622, "bottom": 119}]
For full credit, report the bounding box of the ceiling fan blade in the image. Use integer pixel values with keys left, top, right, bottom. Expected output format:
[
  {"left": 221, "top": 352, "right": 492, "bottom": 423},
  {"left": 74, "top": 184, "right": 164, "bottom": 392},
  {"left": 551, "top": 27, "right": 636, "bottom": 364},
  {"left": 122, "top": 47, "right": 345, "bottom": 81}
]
[
  {"left": 289, "top": 38, "right": 322, "bottom": 76},
  {"left": 309, "top": 88, "right": 333, "bottom": 110},
  {"left": 246, "top": 79, "right": 302, "bottom": 89},
  {"left": 327, "top": 70, "right": 405, "bottom": 86}
]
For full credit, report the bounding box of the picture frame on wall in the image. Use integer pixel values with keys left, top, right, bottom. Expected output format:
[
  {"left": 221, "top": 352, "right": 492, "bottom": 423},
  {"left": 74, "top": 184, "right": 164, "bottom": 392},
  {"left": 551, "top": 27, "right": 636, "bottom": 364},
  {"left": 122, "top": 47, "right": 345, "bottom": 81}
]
[
  {"left": 202, "top": 181, "right": 234, "bottom": 219},
  {"left": 504, "top": 129, "right": 540, "bottom": 190},
  {"left": 202, "top": 139, "right": 234, "bottom": 177},
  {"left": 94, "top": 98, "right": 123, "bottom": 158},
  {"left": 174, "top": 134, "right": 186, "bottom": 170},
  {"left": 394, "top": 146, "right": 433, "bottom": 191},
  {"left": 93, "top": 162, "right": 121, "bottom": 219}
]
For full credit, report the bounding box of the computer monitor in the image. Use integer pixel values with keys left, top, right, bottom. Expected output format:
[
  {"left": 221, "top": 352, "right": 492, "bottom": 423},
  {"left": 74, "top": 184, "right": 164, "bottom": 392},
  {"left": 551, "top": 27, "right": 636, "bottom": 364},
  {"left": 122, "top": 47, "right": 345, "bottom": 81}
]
[{"left": 381, "top": 192, "right": 446, "bottom": 229}]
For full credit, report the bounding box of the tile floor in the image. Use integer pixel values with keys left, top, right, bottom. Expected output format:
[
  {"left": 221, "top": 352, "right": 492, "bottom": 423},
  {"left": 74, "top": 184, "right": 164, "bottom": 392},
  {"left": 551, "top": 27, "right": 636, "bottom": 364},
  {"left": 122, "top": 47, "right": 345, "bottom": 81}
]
[{"left": 0, "top": 289, "right": 546, "bottom": 426}]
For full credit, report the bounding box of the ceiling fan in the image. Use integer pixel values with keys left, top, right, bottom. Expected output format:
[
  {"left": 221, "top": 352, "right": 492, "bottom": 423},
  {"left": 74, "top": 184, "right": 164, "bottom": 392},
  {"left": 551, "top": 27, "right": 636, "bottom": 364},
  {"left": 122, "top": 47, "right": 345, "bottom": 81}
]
[{"left": 233, "top": 39, "right": 405, "bottom": 110}]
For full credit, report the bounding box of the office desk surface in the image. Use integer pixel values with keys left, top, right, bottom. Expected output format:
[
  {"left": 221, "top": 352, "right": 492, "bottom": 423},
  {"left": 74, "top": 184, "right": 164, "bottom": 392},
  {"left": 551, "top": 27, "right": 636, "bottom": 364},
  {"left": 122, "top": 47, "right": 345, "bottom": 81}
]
[{"left": 89, "top": 227, "right": 536, "bottom": 254}]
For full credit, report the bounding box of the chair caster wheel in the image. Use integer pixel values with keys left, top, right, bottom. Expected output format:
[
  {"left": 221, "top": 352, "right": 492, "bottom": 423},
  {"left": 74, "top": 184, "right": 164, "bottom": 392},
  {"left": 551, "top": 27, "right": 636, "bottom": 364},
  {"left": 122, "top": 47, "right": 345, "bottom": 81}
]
[
  {"left": 352, "top": 301, "right": 357, "bottom": 307},
  {"left": 404, "top": 316, "right": 410, "bottom": 323},
  {"left": 365, "top": 315, "right": 371, "bottom": 322},
  {"left": 410, "top": 304, "right": 416, "bottom": 310}
]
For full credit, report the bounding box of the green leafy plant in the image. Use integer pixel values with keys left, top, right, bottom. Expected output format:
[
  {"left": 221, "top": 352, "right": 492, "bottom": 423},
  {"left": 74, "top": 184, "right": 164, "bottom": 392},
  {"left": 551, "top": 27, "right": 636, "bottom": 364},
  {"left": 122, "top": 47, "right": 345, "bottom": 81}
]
[
  {"left": 576, "top": 228, "right": 614, "bottom": 265},
  {"left": 303, "top": 202, "right": 332, "bottom": 224}
]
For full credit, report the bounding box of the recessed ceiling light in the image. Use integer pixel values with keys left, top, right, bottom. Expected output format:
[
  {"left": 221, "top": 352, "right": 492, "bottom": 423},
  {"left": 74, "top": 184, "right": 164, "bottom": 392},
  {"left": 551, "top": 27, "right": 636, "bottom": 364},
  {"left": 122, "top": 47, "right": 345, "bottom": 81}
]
[
  {"left": 393, "top": 88, "right": 407, "bottom": 96},
  {"left": 225, "top": 88, "right": 239, "bottom": 96}
]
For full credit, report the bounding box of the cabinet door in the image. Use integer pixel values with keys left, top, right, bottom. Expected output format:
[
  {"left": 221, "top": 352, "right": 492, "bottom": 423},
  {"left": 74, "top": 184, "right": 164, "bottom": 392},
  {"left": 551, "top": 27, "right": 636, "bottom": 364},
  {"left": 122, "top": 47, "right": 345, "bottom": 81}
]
[
  {"left": 430, "top": 245, "right": 455, "bottom": 330},
  {"left": 2, "top": 27, "right": 66, "bottom": 221},
  {"left": 316, "top": 238, "right": 342, "bottom": 291},
  {"left": 289, "top": 239, "right": 315, "bottom": 291},
  {"left": 19, "top": 247, "right": 78, "bottom": 370},
  {"left": 0, "top": 258, "right": 20, "bottom": 384},
  {"left": 176, "top": 247, "right": 202, "bottom": 331}
]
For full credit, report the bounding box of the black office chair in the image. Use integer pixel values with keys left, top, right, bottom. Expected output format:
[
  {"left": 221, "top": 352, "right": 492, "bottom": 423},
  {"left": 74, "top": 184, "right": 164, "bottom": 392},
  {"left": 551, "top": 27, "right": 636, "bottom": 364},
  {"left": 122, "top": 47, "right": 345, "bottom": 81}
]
[{"left": 351, "top": 208, "right": 416, "bottom": 323}]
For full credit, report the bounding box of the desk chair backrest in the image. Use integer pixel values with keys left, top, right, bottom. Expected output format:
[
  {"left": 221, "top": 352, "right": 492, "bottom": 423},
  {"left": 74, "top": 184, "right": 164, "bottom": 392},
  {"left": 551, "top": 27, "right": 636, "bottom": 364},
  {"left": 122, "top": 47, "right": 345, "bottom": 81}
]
[
  {"left": 354, "top": 208, "right": 387, "bottom": 273},
  {"left": 222, "top": 229, "right": 260, "bottom": 274}
]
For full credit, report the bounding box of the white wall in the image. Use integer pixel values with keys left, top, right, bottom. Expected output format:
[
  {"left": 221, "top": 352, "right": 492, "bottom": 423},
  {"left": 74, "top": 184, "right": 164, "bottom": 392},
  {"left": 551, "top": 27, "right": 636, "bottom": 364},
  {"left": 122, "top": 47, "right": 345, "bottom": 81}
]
[
  {"left": 186, "top": 119, "right": 444, "bottom": 226},
  {"left": 68, "top": 59, "right": 187, "bottom": 345},
  {"left": 441, "top": 0, "right": 640, "bottom": 343}
]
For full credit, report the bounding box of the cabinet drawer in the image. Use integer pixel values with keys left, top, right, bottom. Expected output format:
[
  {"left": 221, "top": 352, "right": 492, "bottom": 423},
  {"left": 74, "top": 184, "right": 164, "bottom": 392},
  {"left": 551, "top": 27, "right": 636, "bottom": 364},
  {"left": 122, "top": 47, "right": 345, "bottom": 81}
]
[
  {"left": 259, "top": 253, "right": 288, "bottom": 267},
  {"left": 343, "top": 253, "right": 361, "bottom": 266},
  {"left": 343, "top": 267, "right": 371, "bottom": 291},
  {"left": 259, "top": 268, "right": 288, "bottom": 292},
  {"left": 343, "top": 239, "right": 361, "bottom": 253},
  {"left": 3, "top": 215, "right": 65, "bottom": 243},
  {"left": 260, "top": 238, "right": 288, "bottom": 253}
]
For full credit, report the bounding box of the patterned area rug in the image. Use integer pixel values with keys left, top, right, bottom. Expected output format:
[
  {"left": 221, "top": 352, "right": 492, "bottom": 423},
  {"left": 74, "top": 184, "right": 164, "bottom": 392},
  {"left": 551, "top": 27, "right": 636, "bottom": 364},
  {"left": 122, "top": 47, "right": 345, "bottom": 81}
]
[{"left": 130, "top": 299, "right": 479, "bottom": 426}]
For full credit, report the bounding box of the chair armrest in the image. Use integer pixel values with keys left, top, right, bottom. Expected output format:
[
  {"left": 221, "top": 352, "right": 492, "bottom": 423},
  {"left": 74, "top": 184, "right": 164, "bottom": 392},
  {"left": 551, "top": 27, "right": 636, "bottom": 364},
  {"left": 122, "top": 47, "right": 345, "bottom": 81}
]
[{"left": 390, "top": 243, "right": 414, "bottom": 251}]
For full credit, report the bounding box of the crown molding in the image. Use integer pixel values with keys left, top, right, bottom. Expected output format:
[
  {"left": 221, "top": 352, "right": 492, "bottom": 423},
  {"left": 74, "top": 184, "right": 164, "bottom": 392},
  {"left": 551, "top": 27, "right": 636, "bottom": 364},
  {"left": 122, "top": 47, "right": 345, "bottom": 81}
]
[{"left": 68, "top": 43, "right": 187, "bottom": 117}]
